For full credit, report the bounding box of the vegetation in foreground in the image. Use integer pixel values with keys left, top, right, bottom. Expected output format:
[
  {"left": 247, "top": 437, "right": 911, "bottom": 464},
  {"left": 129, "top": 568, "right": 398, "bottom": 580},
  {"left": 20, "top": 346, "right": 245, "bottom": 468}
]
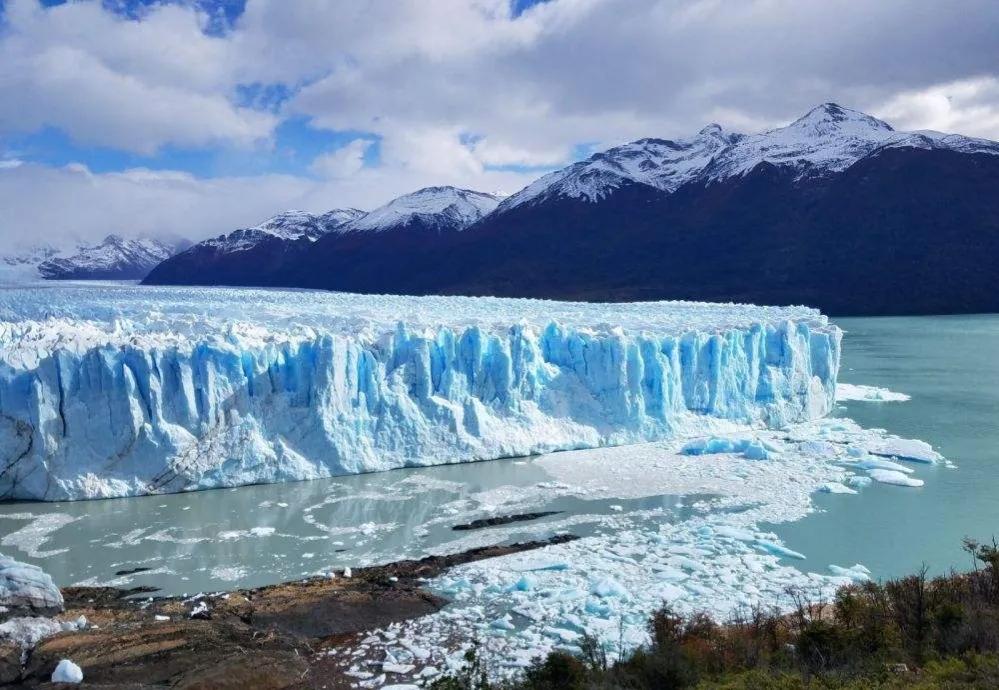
[{"left": 433, "top": 539, "right": 999, "bottom": 689}]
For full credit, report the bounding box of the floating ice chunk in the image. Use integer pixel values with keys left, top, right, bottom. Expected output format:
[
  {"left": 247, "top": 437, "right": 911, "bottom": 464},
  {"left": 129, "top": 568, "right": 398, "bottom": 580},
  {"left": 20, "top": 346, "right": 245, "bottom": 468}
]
[
  {"left": 846, "top": 475, "right": 873, "bottom": 488},
  {"left": 383, "top": 663, "right": 415, "bottom": 674},
  {"left": 659, "top": 583, "right": 686, "bottom": 601},
  {"left": 868, "top": 469, "right": 924, "bottom": 487},
  {"left": 491, "top": 616, "right": 516, "bottom": 631},
  {"left": 829, "top": 564, "right": 871, "bottom": 581},
  {"left": 543, "top": 626, "right": 582, "bottom": 643},
  {"left": 682, "top": 437, "right": 739, "bottom": 455},
  {"left": 754, "top": 540, "right": 806, "bottom": 560},
  {"left": 855, "top": 458, "right": 914, "bottom": 474},
  {"left": 511, "top": 575, "right": 537, "bottom": 592},
  {"left": 836, "top": 383, "right": 910, "bottom": 403},
  {"left": 682, "top": 437, "right": 777, "bottom": 460},
  {"left": 520, "top": 562, "right": 570, "bottom": 573},
  {"left": 869, "top": 438, "right": 942, "bottom": 464},
  {"left": 818, "top": 482, "right": 857, "bottom": 494},
  {"left": 52, "top": 659, "right": 83, "bottom": 684},
  {"left": 714, "top": 526, "right": 755, "bottom": 541},
  {"left": 799, "top": 440, "right": 838, "bottom": 457},
  {"left": 653, "top": 565, "right": 689, "bottom": 582},
  {"left": 666, "top": 555, "right": 706, "bottom": 572},
  {"left": 742, "top": 441, "right": 774, "bottom": 460},
  {"left": 590, "top": 578, "right": 629, "bottom": 599}
]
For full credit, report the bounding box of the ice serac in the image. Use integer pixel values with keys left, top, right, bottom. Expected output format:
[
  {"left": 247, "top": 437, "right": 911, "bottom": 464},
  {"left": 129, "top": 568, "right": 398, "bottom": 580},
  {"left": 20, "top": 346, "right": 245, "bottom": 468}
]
[{"left": 0, "top": 287, "right": 841, "bottom": 501}]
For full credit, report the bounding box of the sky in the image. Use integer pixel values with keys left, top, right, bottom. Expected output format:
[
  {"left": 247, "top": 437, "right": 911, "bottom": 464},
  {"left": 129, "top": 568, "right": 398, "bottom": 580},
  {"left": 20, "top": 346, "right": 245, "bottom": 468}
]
[{"left": 1, "top": 0, "right": 998, "bottom": 251}]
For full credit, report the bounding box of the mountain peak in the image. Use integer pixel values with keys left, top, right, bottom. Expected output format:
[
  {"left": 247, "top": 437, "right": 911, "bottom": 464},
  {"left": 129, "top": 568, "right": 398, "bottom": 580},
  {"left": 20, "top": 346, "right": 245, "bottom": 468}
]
[
  {"left": 789, "top": 102, "right": 894, "bottom": 133},
  {"left": 340, "top": 186, "right": 500, "bottom": 234},
  {"left": 496, "top": 102, "right": 998, "bottom": 214}
]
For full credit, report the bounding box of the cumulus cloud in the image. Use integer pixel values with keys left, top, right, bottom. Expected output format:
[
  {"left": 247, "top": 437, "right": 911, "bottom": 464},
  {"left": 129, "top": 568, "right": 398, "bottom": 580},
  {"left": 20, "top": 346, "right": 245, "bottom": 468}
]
[
  {"left": 0, "top": 162, "right": 312, "bottom": 251},
  {"left": 0, "top": 0, "right": 272, "bottom": 153},
  {"left": 0, "top": 159, "right": 539, "bottom": 252},
  {"left": 874, "top": 76, "right": 999, "bottom": 140},
  {"left": 1, "top": 0, "right": 998, "bottom": 251},
  {"left": 309, "top": 139, "right": 373, "bottom": 179}
]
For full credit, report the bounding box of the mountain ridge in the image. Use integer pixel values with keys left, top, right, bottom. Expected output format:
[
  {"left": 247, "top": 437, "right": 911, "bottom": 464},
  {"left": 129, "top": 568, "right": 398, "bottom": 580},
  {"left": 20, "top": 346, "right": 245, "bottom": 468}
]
[{"left": 143, "top": 104, "right": 999, "bottom": 316}]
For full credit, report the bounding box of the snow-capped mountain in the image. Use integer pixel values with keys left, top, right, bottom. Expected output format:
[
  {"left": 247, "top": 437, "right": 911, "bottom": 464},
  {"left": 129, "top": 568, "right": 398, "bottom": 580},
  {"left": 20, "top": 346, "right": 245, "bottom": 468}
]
[
  {"left": 144, "top": 188, "right": 500, "bottom": 286},
  {"left": 200, "top": 208, "right": 365, "bottom": 254},
  {"left": 339, "top": 186, "right": 500, "bottom": 233},
  {"left": 0, "top": 244, "right": 62, "bottom": 284},
  {"left": 498, "top": 103, "right": 999, "bottom": 212},
  {"left": 37, "top": 235, "right": 187, "bottom": 280},
  {"left": 145, "top": 104, "right": 999, "bottom": 315}
]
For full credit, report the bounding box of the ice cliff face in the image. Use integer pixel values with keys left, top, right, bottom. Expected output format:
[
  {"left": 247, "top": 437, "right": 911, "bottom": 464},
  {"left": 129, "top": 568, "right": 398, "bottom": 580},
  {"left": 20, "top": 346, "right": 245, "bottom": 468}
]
[{"left": 0, "top": 286, "right": 841, "bottom": 501}]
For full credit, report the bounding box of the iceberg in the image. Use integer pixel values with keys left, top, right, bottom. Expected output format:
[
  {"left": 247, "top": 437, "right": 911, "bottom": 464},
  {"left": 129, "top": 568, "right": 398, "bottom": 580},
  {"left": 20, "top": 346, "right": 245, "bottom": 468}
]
[{"left": 0, "top": 285, "right": 841, "bottom": 501}]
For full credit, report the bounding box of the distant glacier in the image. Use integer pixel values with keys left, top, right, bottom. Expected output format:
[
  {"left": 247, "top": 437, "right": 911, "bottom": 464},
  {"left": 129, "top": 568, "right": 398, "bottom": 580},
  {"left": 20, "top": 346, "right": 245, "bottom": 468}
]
[{"left": 0, "top": 286, "right": 841, "bottom": 501}]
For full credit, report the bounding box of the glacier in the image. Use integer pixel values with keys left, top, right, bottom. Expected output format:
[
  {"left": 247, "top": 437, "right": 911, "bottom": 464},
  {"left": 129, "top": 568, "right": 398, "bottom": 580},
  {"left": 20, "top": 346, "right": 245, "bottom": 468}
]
[{"left": 0, "top": 285, "right": 841, "bottom": 501}]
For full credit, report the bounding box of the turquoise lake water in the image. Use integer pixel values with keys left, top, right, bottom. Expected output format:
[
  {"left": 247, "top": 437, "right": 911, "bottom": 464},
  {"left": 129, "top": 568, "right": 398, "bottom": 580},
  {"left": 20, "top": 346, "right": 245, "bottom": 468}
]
[{"left": 773, "top": 314, "right": 999, "bottom": 579}]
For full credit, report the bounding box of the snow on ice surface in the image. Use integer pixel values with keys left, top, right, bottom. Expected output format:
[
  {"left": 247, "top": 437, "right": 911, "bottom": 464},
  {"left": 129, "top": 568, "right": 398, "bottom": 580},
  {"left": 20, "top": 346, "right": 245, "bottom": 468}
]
[
  {"left": 499, "top": 103, "right": 999, "bottom": 212},
  {"left": 0, "top": 285, "right": 840, "bottom": 500},
  {"left": 322, "top": 417, "right": 944, "bottom": 684}
]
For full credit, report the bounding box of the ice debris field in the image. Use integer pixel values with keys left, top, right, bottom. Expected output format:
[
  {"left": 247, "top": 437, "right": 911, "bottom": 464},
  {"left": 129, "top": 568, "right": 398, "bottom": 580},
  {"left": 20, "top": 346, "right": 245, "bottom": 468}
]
[
  {"left": 0, "top": 285, "right": 841, "bottom": 501},
  {"left": 315, "top": 415, "right": 942, "bottom": 685}
]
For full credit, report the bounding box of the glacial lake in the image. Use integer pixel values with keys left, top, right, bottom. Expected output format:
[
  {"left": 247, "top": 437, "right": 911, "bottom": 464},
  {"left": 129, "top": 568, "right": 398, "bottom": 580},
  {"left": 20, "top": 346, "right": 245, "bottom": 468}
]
[{"left": 1, "top": 314, "right": 996, "bottom": 596}]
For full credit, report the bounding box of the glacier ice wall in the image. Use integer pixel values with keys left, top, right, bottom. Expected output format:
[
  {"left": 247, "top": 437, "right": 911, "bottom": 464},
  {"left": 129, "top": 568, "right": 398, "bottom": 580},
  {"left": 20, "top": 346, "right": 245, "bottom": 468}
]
[{"left": 0, "top": 288, "right": 841, "bottom": 501}]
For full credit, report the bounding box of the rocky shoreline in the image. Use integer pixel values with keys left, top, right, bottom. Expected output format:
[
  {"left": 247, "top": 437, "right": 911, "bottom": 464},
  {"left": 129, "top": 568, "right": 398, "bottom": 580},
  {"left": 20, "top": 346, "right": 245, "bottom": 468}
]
[{"left": 0, "top": 536, "right": 577, "bottom": 688}]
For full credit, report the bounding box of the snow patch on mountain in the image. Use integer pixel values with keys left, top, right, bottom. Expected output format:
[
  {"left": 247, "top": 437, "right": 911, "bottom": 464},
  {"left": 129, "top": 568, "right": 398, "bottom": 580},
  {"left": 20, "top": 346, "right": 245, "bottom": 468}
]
[
  {"left": 199, "top": 208, "right": 365, "bottom": 254},
  {"left": 36, "top": 235, "right": 183, "bottom": 280},
  {"left": 340, "top": 186, "right": 500, "bottom": 233},
  {"left": 499, "top": 103, "right": 999, "bottom": 212}
]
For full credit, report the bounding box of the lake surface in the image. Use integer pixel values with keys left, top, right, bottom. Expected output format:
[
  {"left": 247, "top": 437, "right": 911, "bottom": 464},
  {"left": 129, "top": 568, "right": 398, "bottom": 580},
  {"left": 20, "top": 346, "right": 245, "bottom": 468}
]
[
  {"left": 1, "top": 314, "right": 996, "bottom": 595},
  {"left": 773, "top": 314, "right": 999, "bottom": 579}
]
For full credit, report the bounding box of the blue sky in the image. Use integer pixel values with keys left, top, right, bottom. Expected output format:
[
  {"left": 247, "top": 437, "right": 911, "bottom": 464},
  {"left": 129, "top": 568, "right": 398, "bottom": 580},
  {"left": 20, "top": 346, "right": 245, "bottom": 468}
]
[{"left": 0, "top": 0, "right": 997, "bottom": 250}]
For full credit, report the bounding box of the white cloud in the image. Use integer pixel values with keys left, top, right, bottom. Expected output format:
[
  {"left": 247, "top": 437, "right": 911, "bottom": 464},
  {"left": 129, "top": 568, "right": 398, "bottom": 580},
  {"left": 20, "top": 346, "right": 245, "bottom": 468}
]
[
  {"left": 0, "top": 159, "right": 541, "bottom": 253},
  {"left": 0, "top": 0, "right": 272, "bottom": 153},
  {"left": 309, "top": 139, "right": 372, "bottom": 179},
  {"left": 874, "top": 76, "right": 999, "bottom": 140},
  {"left": 0, "top": 162, "right": 309, "bottom": 251},
  {"left": 1, "top": 0, "right": 998, "bottom": 251}
]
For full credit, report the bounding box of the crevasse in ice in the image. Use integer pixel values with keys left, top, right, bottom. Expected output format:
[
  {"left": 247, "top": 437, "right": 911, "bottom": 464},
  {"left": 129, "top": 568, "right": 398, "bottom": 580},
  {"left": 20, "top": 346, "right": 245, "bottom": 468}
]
[{"left": 0, "top": 286, "right": 841, "bottom": 500}]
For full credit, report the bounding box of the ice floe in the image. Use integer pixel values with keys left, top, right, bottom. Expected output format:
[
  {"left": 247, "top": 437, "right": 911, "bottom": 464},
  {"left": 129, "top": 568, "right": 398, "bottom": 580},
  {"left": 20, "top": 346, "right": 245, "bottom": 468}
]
[{"left": 835, "top": 383, "right": 910, "bottom": 402}]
